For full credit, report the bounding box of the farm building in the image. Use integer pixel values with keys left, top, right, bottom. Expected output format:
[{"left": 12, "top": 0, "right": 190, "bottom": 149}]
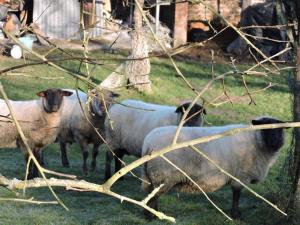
[
  {"left": 110, "top": 0, "right": 265, "bottom": 47},
  {"left": 32, "top": 0, "right": 104, "bottom": 39},
  {"left": 0, "top": 0, "right": 275, "bottom": 47},
  {"left": 0, "top": 0, "right": 104, "bottom": 39}
]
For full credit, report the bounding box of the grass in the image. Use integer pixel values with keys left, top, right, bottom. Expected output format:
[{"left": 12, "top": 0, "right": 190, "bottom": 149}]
[{"left": 0, "top": 48, "right": 294, "bottom": 225}]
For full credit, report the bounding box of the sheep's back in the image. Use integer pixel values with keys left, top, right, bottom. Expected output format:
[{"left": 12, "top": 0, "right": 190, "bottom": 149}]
[{"left": 107, "top": 100, "right": 178, "bottom": 157}]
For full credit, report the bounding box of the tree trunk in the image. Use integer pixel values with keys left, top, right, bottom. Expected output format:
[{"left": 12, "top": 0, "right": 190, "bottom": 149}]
[
  {"left": 101, "top": 0, "right": 151, "bottom": 92},
  {"left": 125, "top": 0, "right": 151, "bottom": 92}
]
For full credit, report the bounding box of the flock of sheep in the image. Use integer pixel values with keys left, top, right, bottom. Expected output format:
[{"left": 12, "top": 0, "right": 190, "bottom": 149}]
[{"left": 0, "top": 87, "right": 286, "bottom": 219}]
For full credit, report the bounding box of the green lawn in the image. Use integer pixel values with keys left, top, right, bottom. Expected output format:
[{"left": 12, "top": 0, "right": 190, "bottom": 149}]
[{"left": 0, "top": 48, "right": 294, "bottom": 225}]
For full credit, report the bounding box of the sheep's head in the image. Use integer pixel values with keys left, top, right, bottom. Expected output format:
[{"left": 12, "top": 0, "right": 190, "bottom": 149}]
[
  {"left": 175, "top": 102, "right": 206, "bottom": 127},
  {"left": 37, "top": 88, "right": 73, "bottom": 113},
  {"left": 89, "top": 89, "right": 119, "bottom": 117},
  {"left": 252, "top": 116, "right": 285, "bottom": 152}
]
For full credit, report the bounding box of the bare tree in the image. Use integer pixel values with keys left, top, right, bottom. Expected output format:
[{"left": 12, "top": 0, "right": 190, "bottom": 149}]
[
  {"left": 101, "top": 0, "right": 151, "bottom": 92},
  {"left": 125, "top": 0, "right": 151, "bottom": 92}
]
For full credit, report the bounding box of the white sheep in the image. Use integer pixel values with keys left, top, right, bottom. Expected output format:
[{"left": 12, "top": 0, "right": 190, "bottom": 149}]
[
  {"left": 141, "top": 116, "right": 285, "bottom": 219},
  {"left": 0, "top": 88, "right": 73, "bottom": 179},
  {"left": 57, "top": 89, "right": 119, "bottom": 175},
  {"left": 104, "top": 99, "right": 206, "bottom": 180}
]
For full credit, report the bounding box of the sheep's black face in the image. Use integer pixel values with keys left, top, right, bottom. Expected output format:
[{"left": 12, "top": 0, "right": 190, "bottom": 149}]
[
  {"left": 90, "top": 90, "right": 119, "bottom": 117},
  {"left": 175, "top": 102, "right": 206, "bottom": 127},
  {"left": 37, "top": 89, "right": 73, "bottom": 113},
  {"left": 251, "top": 117, "right": 285, "bottom": 152}
]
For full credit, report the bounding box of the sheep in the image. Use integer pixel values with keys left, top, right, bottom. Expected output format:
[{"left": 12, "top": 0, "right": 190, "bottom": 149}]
[
  {"left": 104, "top": 99, "right": 206, "bottom": 180},
  {"left": 141, "top": 116, "right": 285, "bottom": 219},
  {"left": 57, "top": 89, "right": 119, "bottom": 175},
  {"left": 0, "top": 88, "right": 73, "bottom": 179}
]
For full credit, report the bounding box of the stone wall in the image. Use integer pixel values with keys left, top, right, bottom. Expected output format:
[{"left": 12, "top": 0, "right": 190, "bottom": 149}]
[
  {"left": 188, "top": 0, "right": 267, "bottom": 25},
  {"left": 188, "top": 0, "right": 242, "bottom": 25}
]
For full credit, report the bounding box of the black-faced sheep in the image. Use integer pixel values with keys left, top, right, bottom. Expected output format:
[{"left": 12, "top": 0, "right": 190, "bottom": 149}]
[
  {"left": 57, "top": 89, "right": 119, "bottom": 175},
  {"left": 0, "top": 88, "right": 73, "bottom": 179},
  {"left": 104, "top": 99, "right": 206, "bottom": 180},
  {"left": 141, "top": 117, "right": 285, "bottom": 219}
]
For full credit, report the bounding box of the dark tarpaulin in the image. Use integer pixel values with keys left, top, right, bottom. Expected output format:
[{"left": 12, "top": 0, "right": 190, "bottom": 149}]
[{"left": 227, "top": 1, "right": 291, "bottom": 60}]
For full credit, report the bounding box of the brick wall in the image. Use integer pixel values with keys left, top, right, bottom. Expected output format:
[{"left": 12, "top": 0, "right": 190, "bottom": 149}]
[
  {"left": 188, "top": 0, "right": 242, "bottom": 25},
  {"left": 188, "top": 0, "right": 267, "bottom": 25}
]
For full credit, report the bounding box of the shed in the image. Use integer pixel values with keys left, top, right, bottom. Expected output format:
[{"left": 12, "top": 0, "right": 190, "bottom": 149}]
[{"left": 32, "top": 0, "right": 103, "bottom": 39}]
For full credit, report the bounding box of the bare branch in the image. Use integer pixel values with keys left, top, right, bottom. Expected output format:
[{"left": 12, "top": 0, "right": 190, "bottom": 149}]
[{"left": 0, "top": 197, "right": 58, "bottom": 205}]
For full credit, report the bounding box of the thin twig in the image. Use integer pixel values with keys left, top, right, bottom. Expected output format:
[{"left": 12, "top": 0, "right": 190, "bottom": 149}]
[{"left": 0, "top": 197, "right": 58, "bottom": 205}]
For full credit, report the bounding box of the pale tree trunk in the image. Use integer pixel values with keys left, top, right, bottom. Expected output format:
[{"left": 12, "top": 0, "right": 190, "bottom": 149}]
[
  {"left": 101, "top": 0, "right": 151, "bottom": 92},
  {"left": 125, "top": 0, "right": 151, "bottom": 92}
]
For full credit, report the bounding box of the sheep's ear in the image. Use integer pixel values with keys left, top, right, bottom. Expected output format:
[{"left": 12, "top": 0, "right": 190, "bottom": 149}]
[
  {"left": 175, "top": 103, "right": 189, "bottom": 113},
  {"left": 110, "top": 92, "right": 120, "bottom": 98},
  {"left": 251, "top": 119, "right": 261, "bottom": 125},
  {"left": 175, "top": 106, "right": 183, "bottom": 114},
  {"left": 202, "top": 107, "right": 207, "bottom": 115},
  {"left": 62, "top": 90, "right": 73, "bottom": 96},
  {"left": 36, "top": 91, "right": 46, "bottom": 97}
]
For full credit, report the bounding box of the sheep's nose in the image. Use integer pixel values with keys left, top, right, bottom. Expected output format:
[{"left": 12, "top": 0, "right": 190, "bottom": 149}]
[{"left": 52, "top": 105, "right": 59, "bottom": 112}]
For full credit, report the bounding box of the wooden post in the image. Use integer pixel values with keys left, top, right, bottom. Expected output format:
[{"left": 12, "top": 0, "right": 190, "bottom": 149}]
[
  {"left": 129, "top": 0, "right": 134, "bottom": 27},
  {"left": 173, "top": 0, "right": 188, "bottom": 47},
  {"left": 155, "top": 0, "right": 160, "bottom": 34}
]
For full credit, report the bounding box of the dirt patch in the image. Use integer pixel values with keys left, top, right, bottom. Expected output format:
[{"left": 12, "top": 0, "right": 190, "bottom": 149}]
[{"left": 174, "top": 26, "right": 254, "bottom": 64}]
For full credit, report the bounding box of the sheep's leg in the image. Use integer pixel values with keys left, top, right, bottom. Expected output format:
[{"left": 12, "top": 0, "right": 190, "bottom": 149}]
[
  {"left": 78, "top": 140, "right": 89, "bottom": 175},
  {"left": 90, "top": 143, "right": 100, "bottom": 172},
  {"left": 60, "top": 141, "right": 69, "bottom": 167},
  {"left": 230, "top": 186, "right": 242, "bottom": 219},
  {"left": 60, "top": 142, "right": 69, "bottom": 167},
  {"left": 144, "top": 195, "right": 159, "bottom": 220},
  {"left": 40, "top": 151, "right": 45, "bottom": 167},
  {"left": 144, "top": 187, "right": 160, "bottom": 220},
  {"left": 115, "top": 149, "right": 125, "bottom": 173},
  {"left": 105, "top": 150, "right": 114, "bottom": 180},
  {"left": 113, "top": 149, "right": 126, "bottom": 180},
  {"left": 143, "top": 181, "right": 175, "bottom": 220},
  {"left": 26, "top": 149, "right": 41, "bottom": 179},
  {"left": 24, "top": 153, "right": 32, "bottom": 179}
]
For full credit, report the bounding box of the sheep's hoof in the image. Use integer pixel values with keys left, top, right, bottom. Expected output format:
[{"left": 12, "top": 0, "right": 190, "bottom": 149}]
[
  {"left": 62, "top": 162, "right": 70, "bottom": 168},
  {"left": 104, "top": 172, "right": 111, "bottom": 181},
  {"left": 82, "top": 167, "right": 88, "bottom": 176},
  {"left": 230, "top": 209, "right": 242, "bottom": 219},
  {"left": 144, "top": 210, "right": 155, "bottom": 221},
  {"left": 90, "top": 162, "right": 96, "bottom": 172},
  {"left": 27, "top": 171, "right": 39, "bottom": 180}
]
